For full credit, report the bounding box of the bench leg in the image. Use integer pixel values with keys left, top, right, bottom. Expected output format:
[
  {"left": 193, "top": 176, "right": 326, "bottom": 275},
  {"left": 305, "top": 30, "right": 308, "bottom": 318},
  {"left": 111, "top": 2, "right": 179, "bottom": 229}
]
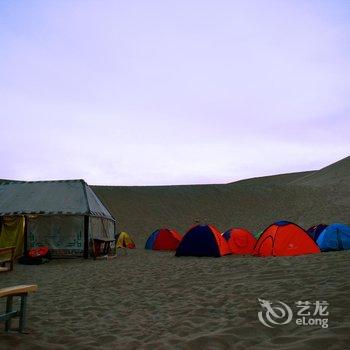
[
  {"left": 5, "top": 296, "right": 13, "bottom": 332},
  {"left": 19, "top": 294, "right": 28, "bottom": 333}
]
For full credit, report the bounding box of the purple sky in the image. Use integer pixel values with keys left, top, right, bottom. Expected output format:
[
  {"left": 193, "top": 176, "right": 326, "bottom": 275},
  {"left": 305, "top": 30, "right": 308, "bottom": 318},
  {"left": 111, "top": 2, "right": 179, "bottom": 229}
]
[{"left": 0, "top": 1, "right": 349, "bottom": 185}]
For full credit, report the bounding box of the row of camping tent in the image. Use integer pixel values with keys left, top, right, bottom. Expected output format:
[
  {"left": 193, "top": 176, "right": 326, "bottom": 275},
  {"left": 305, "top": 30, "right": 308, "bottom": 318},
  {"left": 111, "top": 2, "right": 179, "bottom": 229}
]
[{"left": 140, "top": 221, "right": 350, "bottom": 257}]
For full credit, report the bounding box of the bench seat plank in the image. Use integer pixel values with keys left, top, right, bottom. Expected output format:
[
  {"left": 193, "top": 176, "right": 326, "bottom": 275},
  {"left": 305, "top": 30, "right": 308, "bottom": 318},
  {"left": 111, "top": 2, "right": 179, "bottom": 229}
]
[{"left": 0, "top": 285, "right": 38, "bottom": 298}]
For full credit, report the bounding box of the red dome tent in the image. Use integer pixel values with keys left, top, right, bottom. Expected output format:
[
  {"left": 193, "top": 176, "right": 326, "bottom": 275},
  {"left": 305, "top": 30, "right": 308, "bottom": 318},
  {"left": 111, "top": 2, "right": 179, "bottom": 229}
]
[
  {"left": 175, "top": 224, "right": 230, "bottom": 257},
  {"left": 223, "top": 228, "right": 257, "bottom": 255},
  {"left": 145, "top": 228, "right": 182, "bottom": 250},
  {"left": 253, "top": 221, "right": 320, "bottom": 257}
]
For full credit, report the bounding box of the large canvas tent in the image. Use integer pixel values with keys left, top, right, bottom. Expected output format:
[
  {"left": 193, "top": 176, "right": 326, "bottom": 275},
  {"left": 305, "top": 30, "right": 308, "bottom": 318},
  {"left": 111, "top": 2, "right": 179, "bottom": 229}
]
[{"left": 0, "top": 179, "right": 116, "bottom": 258}]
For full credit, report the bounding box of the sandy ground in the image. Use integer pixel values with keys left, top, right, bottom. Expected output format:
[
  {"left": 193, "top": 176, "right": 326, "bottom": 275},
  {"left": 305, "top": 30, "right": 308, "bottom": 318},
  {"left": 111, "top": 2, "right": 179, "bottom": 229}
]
[{"left": 1, "top": 249, "right": 349, "bottom": 350}]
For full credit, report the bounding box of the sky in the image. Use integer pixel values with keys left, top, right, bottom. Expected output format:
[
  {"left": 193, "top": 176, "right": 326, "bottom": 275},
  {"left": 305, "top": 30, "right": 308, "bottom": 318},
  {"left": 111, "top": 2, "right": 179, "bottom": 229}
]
[{"left": 0, "top": 1, "right": 349, "bottom": 185}]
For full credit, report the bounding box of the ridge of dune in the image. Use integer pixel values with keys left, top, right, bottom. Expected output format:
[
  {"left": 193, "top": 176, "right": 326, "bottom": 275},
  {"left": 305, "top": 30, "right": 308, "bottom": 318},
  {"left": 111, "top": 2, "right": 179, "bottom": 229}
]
[
  {"left": 290, "top": 156, "right": 350, "bottom": 187},
  {"left": 227, "top": 170, "right": 314, "bottom": 187}
]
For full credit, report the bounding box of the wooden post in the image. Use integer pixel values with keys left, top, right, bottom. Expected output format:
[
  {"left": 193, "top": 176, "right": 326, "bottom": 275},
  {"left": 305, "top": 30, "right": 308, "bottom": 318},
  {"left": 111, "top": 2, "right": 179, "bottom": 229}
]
[
  {"left": 83, "top": 215, "right": 89, "bottom": 259},
  {"left": 5, "top": 296, "right": 13, "bottom": 331},
  {"left": 19, "top": 294, "right": 27, "bottom": 333}
]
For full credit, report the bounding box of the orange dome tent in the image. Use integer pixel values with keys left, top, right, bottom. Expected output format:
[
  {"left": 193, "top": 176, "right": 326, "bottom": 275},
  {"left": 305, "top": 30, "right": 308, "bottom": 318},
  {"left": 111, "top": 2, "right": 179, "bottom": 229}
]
[
  {"left": 223, "top": 228, "right": 257, "bottom": 255},
  {"left": 253, "top": 221, "right": 320, "bottom": 257},
  {"left": 145, "top": 228, "right": 182, "bottom": 250}
]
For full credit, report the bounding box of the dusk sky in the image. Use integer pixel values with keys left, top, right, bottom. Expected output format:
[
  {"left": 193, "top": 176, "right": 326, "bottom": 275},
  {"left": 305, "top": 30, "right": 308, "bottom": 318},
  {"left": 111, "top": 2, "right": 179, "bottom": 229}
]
[{"left": 0, "top": 1, "right": 349, "bottom": 185}]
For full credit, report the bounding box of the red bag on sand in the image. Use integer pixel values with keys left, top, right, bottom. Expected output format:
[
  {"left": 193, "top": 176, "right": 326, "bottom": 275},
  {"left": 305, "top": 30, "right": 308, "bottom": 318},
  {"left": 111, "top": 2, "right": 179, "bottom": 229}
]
[{"left": 28, "top": 246, "right": 49, "bottom": 258}]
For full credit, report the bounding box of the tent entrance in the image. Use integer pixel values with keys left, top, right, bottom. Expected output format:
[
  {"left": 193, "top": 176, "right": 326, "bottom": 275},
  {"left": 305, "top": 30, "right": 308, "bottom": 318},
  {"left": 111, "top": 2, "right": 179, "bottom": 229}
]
[{"left": 0, "top": 216, "right": 25, "bottom": 259}]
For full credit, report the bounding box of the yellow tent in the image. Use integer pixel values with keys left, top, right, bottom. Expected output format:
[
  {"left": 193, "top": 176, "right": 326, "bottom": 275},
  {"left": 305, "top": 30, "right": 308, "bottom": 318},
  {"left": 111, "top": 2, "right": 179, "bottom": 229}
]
[
  {"left": 116, "top": 232, "right": 136, "bottom": 249},
  {"left": 0, "top": 216, "right": 25, "bottom": 259}
]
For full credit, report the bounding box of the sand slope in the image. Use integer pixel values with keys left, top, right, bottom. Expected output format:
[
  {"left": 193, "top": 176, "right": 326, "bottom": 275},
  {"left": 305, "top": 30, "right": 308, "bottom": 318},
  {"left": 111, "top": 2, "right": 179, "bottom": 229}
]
[
  {"left": 93, "top": 157, "right": 350, "bottom": 245},
  {"left": 291, "top": 156, "right": 350, "bottom": 187},
  {"left": 228, "top": 171, "right": 313, "bottom": 187}
]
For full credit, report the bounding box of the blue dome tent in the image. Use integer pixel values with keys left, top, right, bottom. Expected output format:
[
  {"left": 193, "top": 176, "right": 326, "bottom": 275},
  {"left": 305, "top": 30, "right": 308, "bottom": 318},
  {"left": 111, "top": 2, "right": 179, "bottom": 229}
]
[{"left": 316, "top": 223, "right": 350, "bottom": 251}]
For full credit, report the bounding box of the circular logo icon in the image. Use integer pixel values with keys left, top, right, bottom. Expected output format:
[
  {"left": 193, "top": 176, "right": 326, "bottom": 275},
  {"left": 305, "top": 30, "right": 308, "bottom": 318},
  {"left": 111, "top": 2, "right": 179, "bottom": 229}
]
[{"left": 258, "top": 298, "right": 293, "bottom": 328}]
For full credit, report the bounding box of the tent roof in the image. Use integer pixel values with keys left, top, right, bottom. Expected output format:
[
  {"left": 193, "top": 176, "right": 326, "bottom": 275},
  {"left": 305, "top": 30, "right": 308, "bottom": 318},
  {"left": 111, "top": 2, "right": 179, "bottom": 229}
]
[{"left": 0, "top": 179, "right": 115, "bottom": 220}]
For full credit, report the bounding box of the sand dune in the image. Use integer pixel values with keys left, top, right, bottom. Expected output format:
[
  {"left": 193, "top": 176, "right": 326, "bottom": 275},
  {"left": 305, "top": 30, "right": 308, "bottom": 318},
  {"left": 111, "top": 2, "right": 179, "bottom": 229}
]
[{"left": 93, "top": 157, "right": 350, "bottom": 245}]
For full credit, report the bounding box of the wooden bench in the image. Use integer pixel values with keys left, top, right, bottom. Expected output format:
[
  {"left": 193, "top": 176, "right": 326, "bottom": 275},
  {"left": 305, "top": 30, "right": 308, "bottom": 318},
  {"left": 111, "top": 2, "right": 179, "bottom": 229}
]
[
  {"left": 0, "top": 247, "right": 16, "bottom": 272},
  {"left": 0, "top": 284, "right": 38, "bottom": 333}
]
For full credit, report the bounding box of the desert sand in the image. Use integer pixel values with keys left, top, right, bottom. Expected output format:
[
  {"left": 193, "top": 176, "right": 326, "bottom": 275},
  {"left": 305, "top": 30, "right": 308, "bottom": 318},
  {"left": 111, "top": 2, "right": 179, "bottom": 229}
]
[
  {"left": 1, "top": 157, "right": 349, "bottom": 349},
  {"left": 1, "top": 250, "right": 349, "bottom": 349}
]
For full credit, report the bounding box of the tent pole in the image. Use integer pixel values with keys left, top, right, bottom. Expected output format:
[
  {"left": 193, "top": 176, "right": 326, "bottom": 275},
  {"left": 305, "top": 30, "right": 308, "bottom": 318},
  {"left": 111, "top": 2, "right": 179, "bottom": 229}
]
[{"left": 83, "top": 215, "right": 89, "bottom": 259}]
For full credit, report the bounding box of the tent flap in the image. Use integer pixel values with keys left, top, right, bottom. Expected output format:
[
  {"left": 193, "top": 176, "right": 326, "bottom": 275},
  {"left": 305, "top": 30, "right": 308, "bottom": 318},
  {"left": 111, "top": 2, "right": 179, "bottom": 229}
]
[
  {"left": 0, "top": 216, "right": 25, "bottom": 258},
  {"left": 89, "top": 217, "right": 115, "bottom": 241}
]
